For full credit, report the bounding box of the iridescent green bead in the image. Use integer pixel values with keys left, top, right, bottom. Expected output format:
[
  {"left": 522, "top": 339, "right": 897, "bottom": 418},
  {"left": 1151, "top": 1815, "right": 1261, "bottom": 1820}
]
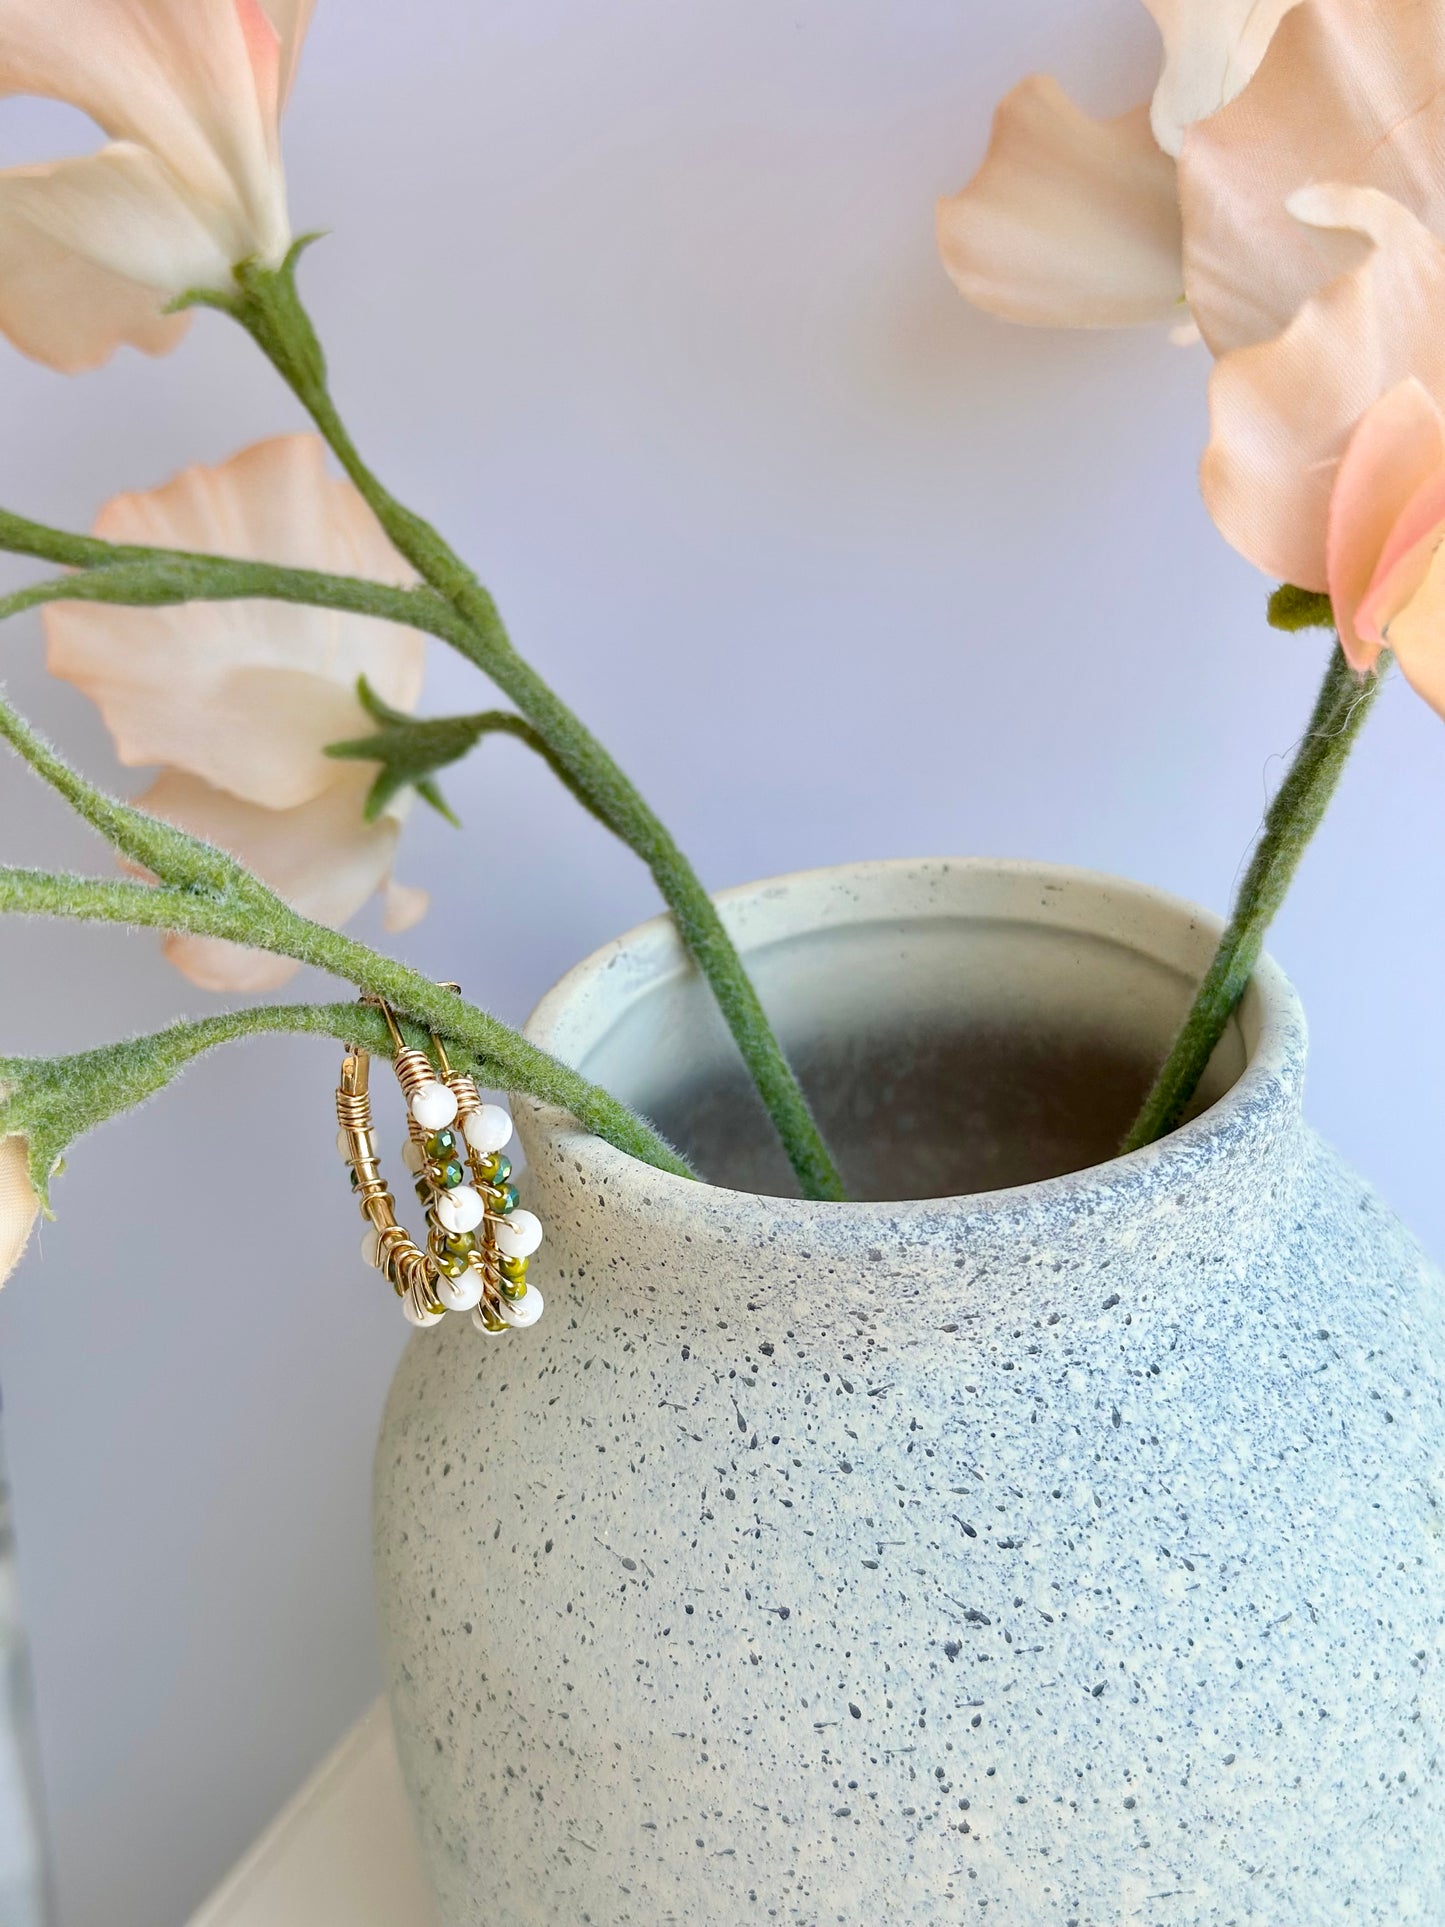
[
  {"left": 424, "top": 1128, "right": 457, "bottom": 1161},
  {"left": 444, "top": 1230, "right": 477, "bottom": 1258},
  {"left": 492, "top": 1183, "right": 519, "bottom": 1216},
  {"left": 499, "top": 1276, "right": 528, "bottom": 1303},
  {"left": 435, "top": 1249, "right": 471, "bottom": 1282},
  {"left": 348, "top": 1168, "right": 360, "bottom": 1191},
  {"left": 499, "top": 1254, "right": 528, "bottom": 1284},
  {"left": 425, "top": 1158, "right": 466, "bottom": 1191},
  {"left": 473, "top": 1152, "right": 503, "bottom": 1184},
  {"left": 489, "top": 1153, "right": 513, "bottom": 1186}
]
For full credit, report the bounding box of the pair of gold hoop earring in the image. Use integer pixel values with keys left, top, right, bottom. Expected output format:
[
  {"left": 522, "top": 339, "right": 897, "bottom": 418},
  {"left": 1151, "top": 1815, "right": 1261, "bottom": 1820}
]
[{"left": 335, "top": 989, "right": 544, "bottom": 1337}]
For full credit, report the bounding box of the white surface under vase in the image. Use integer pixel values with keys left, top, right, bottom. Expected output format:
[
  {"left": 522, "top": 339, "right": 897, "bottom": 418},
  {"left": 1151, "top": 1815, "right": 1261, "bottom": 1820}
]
[{"left": 373, "top": 859, "right": 1445, "bottom": 1925}]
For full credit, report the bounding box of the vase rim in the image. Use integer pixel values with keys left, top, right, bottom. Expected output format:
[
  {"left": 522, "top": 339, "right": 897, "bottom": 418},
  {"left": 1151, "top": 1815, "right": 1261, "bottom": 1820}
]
[{"left": 520, "top": 856, "right": 1308, "bottom": 1227}]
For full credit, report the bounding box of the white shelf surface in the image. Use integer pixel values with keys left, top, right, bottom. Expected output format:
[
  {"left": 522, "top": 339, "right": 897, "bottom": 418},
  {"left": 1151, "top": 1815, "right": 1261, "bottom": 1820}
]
[{"left": 188, "top": 1700, "right": 437, "bottom": 1927}]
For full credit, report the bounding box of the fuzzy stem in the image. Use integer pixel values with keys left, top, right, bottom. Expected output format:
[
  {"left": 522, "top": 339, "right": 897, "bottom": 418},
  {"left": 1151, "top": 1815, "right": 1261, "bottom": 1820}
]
[
  {"left": 1123, "top": 643, "right": 1384, "bottom": 1152},
  {"left": 0, "top": 690, "right": 692, "bottom": 1179},
  {"left": 197, "top": 251, "right": 845, "bottom": 1202}
]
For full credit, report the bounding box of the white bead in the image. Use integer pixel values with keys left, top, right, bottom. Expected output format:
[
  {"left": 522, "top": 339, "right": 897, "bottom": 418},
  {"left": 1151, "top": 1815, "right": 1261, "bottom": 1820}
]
[
  {"left": 493, "top": 1210, "right": 543, "bottom": 1260},
  {"left": 410, "top": 1081, "right": 458, "bottom": 1132},
  {"left": 401, "top": 1286, "right": 445, "bottom": 1329},
  {"left": 471, "top": 1305, "right": 509, "bottom": 1336},
  {"left": 336, "top": 1128, "right": 353, "bottom": 1161},
  {"left": 463, "top": 1105, "right": 513, "bottom": 1155},
  {"left": 361, "top": 1227, "right": 383, "bottom": 1270},
  {"left": 497, "top": 1285, "right": 544, "bottom": 1329},
  {"left": 434, "top": 1185, "right": 485, "bottom": 1235},
  {"left": 400, "top": 1138, "right": 426, "bottom": 1176},
  {"left": 435, "top": 1267, "right": 485, "bottom": 1313}
]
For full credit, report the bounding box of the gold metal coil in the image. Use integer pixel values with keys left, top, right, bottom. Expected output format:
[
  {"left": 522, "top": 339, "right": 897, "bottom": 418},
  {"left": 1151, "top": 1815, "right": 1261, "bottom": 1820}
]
[
  {"left": 391, "top": 1047, "right": 435, "bottom": 1101},
  {"left": 446, "top": 1071, "right": 481, "bottom": 1119},
  {"left": 335, "top": 1090, "right": 371, "bottom": 1130}
]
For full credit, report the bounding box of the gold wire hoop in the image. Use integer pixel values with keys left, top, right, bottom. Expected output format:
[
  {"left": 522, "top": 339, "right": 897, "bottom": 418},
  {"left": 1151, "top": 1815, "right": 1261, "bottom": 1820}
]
[{"left": 335, "top": 989, "right": 542, "bottom": 1336}]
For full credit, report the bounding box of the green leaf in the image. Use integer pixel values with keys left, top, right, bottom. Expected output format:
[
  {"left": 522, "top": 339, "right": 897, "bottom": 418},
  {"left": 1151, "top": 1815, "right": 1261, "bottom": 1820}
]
[
  {"left": 1268, "top": 584, "right": 1336, "bottom": 633},
  {"left": 327, "top": 678, "right": 615, "bottom": 829}
]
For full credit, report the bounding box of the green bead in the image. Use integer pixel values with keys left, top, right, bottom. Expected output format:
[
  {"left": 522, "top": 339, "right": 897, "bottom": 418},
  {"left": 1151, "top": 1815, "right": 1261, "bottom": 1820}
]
[
  {"left": 424, "top": 1129, "right": 457, "bottom": 1161},
  {"left": 493, "top": 1184, "right": 519, "bottom": 1216},
  {"left": 473, "top": 1152, "right": 502, "bottom": 1184},
  {"left": 414, "top": 1178, "right": 433, "bottom": 1205},
  {"left": 499, "top": 1254, "right": 528, "bottom": 1284},
  {"left": 348, "top": 1168, "right": 360, "bottom": 1191},
  {"left": 489, "top": 1154, "right": 513, "bottom": 1186},
  {"left": 435, "top": 1250, "right": 471, "bottom": 1281},
  {"left": 426, "top": 1159, "right": 466, "bottom": 1191},
  {"left": 499, "top": 1277, "right": 528, "bottom": 1303},
  {"left": 444, "top": 1230, "right": 477, "bottom": 1257}
]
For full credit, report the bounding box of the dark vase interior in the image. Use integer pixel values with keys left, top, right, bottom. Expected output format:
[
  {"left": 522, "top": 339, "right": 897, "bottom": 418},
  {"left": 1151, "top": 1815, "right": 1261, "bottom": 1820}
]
[{"left": 568, "top": 910, "right": 1242, "bottom": 1203}]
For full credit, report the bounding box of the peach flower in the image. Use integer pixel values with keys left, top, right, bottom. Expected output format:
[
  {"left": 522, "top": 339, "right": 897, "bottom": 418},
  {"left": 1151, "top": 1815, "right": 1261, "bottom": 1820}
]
[
  {"left": 0, "top": 0, "right": 313, "bottom": 372},
  {"left": 936, "top": 0, "right": 1298, "bottom": 328},
  {"left": 47, "top": 434, "right": 429, "bottom": 992},
  {"left": 1323, "top": 381, "right": 1445, "bottom": 721},
  {"left": 0, "top": 1127, "right": 38, "bottom": 1286},
  {"left": 1182, "top": 0, "right": 1445, "bottom": 633}
]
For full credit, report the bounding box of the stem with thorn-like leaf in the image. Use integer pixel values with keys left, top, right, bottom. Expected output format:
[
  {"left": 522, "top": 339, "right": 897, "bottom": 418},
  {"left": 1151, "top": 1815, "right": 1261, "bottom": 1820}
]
[{"left": 182, "top": 245, "right": 845, "bottom": 1202}]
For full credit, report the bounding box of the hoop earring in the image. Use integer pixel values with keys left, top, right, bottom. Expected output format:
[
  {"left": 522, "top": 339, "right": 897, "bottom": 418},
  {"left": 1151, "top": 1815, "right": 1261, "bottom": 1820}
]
[{"left": 335, "top": 989, "right": 545, "bottom": 1337}]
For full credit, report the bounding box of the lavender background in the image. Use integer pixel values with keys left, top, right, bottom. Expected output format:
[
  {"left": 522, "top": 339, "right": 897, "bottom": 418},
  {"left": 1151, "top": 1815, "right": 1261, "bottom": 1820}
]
[{"left": 0, "top": 2, "right": 1439, "bottom": 1921}]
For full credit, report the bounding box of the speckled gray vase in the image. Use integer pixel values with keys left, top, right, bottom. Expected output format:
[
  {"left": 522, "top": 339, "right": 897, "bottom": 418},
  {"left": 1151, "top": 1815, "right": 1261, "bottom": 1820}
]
[{"left": 374, "top": 860, "right": 1445, "bottom": 1925}]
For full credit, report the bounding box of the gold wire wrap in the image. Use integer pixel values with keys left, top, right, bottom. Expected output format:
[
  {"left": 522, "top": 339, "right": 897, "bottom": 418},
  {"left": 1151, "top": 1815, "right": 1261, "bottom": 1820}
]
[
  {"left": 337, "top": 988, "right": 535, "bottom": 1332},
  {"left": 336, "top": 1042, "right": 443, "bottom": 1312}
]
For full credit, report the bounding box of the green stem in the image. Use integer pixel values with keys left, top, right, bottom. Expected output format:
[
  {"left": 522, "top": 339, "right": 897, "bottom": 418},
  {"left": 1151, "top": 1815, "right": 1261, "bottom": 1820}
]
[
  {"left": 200, "top": 250, "right": 845, "bottom": 1202},
  {"left": 1123, "top": 642, "right": 1384, "bottom": 1153},
  {"left": 0, "top": 691, "right": 691, "bottom": 1178}
]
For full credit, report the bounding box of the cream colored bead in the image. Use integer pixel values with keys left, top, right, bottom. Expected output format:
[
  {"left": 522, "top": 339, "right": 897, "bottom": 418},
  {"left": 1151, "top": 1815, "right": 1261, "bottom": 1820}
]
[
  {"left": 497, "top": 1285, "right": 544, "bottom": 1329},
  {"left": 411, "top": 1080, "right": 459, "bottom": 1132},
  {"left": 435, "top": 1185, "right": 485, "bottom": 1235},
  {"left": 361, "top": 1227, "right": 383, "bottom": 1270},
  {"left": 436, "top": 1267, "right": 485, "bottom": 1313},
  {"left": 493, "top": 1209, "right": 543, "bottom": 1260},
  {"left": 463, "top": 1104, "right": 513, "bottom": 1155},
  {"left": 337, "top": 1128, "right": 353, "bottom": 1161},
  {"left": 400, "top": 1138, "right": 426, "bottom": 1176},
  {"left": 402, "top": 1285, "right": 445, "bottom": 1329}
]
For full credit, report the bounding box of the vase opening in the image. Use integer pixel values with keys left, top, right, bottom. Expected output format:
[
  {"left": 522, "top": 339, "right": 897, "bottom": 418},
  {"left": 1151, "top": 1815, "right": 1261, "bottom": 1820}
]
[{"left": 536, "top": 864, "right": 1264, "bottom": 1204}]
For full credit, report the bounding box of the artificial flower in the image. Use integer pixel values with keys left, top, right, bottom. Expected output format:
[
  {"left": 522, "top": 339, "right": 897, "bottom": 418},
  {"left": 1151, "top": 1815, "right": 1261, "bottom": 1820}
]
[
  {"left": 1185, "top": 0, "right": 1445, "bottom": 610},
  {"left": 0, "top": 0, "right": 314, "bottom": 373},
  {"left": 0, "top": 1128, "right": 38, "bottom": 1286},
  {"left": 47, "top": 433, "right": 429, "bottom": 992},
  {"left": 1323, "top": 381, "right": 1445, "bottom": 721},
  {"left": 936, "top": 0, "right": 1297, "bottom": 328}
]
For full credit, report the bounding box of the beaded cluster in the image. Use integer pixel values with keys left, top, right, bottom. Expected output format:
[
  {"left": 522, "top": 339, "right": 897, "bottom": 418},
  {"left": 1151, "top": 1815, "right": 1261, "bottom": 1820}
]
[{"left": 335, "top": 996, "right": 545, "bottom": 1338}]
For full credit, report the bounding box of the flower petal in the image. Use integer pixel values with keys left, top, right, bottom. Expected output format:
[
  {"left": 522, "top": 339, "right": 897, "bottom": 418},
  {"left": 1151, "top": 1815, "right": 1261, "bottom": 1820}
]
[
  {"left": 0, "top": 1133, "right": 38, "bottom": 1285},
  {"left": 0, "top": 153, "right": 193, "bottom": 371},
  {"left": 1141, "top": 0, "right": 1301, "bottom": 157},
  {"left": 135, "top": 764, "right": 416, "bottom": 992},
  {"left": 937, "top": 74, "right": 1183, "bottom": 329},
  {"left": 47, "top": 436, "right": 425, "bottom": 807},
  {"left": 1361, "top": 537, "right": 1445, "bottom": 723},
  {"left": 1181, "top": 0, "right": 1445, "bottom": 355},
  {"left": 259, "top": 0, "right": 316, "bottom": 104},
  {"left": 1202, "top": 188, "right": 1445, "bottom": 590},
  {"left": 383, "top": 878, "right": 430, "bottom": 934},
  {"left": 1325, "top": 379, "right": 1445, "bottom": 670},
  {"left": 0, "top": 0, "right": 295, "bottom": 266},
  {"left": 0, "top": 141, "right": 233, "bottom": 297}
]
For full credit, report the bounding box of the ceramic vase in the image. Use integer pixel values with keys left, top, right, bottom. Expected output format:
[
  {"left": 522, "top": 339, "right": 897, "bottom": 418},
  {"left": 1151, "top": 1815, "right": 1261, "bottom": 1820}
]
[{"left": 374, "top": 859, "right": 1445, "bottom": 1925}]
